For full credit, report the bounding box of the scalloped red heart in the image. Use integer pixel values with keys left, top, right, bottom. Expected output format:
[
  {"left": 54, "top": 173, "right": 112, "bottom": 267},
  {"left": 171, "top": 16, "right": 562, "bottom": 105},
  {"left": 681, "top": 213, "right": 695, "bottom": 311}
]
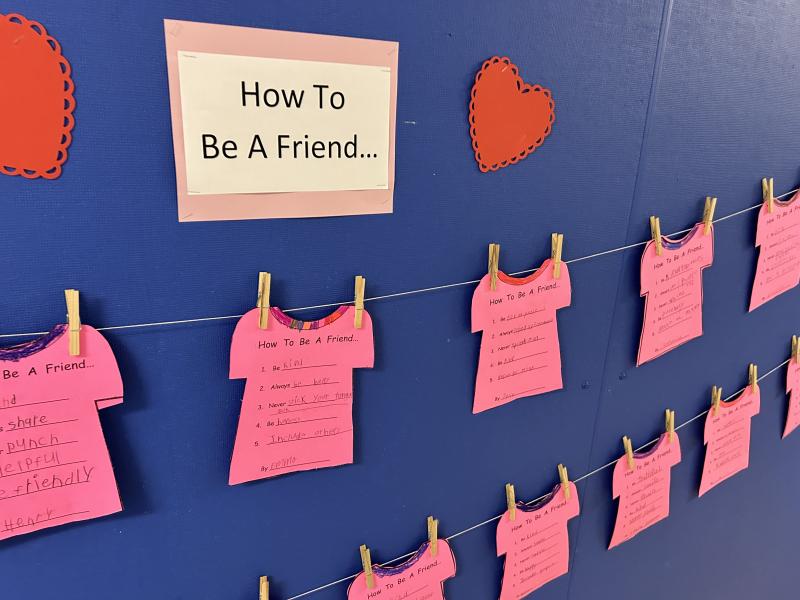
[
  {"left": 469, "top": 56, "right": 554, "bottom": 173},
  {"left": 0, "top": 13, "right": 75, "bottom": 179}
]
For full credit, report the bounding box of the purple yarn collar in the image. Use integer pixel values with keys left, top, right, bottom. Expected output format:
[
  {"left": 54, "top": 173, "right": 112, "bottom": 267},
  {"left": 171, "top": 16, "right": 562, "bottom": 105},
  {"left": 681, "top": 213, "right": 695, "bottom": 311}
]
[
  {"left": 514, "top": 482, "right": 565, "bottom": 513},
  {"left": 0, "top": 324, "right": 66, "bottom": 362},
  {"left": 372, "top": 541, "right": 430, "bottom": 576}
]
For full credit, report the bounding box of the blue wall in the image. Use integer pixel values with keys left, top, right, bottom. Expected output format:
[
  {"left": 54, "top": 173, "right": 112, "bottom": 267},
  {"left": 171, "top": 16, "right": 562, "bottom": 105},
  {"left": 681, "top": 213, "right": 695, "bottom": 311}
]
[{"left": 2, "top": 1, "right": 799, "bottom": 598}]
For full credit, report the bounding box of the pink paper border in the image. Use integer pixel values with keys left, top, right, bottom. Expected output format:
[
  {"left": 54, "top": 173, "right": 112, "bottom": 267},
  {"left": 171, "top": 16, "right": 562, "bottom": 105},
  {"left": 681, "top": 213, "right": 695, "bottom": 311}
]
[{"left": 164, "top": 19, "right": 398, "bottom": 222}]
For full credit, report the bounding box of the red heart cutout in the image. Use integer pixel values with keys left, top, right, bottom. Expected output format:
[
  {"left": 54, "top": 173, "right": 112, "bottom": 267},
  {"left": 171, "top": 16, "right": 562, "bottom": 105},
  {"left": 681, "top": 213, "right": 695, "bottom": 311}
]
[
  {"left": 469, "top": 56, "right": 554, "bottom": 172},
  {"left": 0, "top": 13, "right": 75, "bottom": 179}
]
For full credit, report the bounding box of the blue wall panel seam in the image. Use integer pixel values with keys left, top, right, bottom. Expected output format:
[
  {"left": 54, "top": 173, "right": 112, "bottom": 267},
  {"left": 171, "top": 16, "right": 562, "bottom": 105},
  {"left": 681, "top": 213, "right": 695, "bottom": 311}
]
[{"left": 564, "top": 1, "right": 675, "bottom": 597}]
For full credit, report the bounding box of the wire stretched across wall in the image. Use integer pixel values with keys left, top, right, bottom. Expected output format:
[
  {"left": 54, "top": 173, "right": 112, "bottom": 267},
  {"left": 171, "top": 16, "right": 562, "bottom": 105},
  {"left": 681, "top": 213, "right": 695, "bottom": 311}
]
[{"left": 0, "top": 187, "right": 796, "bottom": 341}]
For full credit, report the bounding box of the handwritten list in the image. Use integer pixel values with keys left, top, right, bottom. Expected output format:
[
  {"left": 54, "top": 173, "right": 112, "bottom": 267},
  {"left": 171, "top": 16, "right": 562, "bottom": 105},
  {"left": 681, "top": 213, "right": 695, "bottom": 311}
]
[
  {"left": 638, "top": 223, "right": 713, "bottom": 365},
  {"left": 471, "top": 259, "right": 571, "bottom": 413},
  {"left": 0, "top": 324, "right": 124, "bottom": 541},
  {"left": 348, "top": 540, "right": 456, "bottom": 600},
  {"left": 496, "top": 483, "right": 579, "bottom": 599},
  {"left": 228, "top": 306, "right": 373, "bottom": 484},
  {"left": 699, "top": 386, "right": 760, "bottom": 496},
  {"left": 750, "top": 194, "right": 800, "bottom": 310},
  {"left": 609, "top": 433, "right": 681, "bottom": 549}
]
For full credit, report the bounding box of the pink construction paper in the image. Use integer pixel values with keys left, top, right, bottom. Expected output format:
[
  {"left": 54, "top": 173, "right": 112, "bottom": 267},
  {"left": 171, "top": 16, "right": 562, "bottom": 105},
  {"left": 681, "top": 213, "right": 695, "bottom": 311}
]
[
  {"left": 609, "top": 432, "right": 681, "bottom": 549},
  {"left": 471, "top": 259, "right": 571, "bottom": 414},
  {"left": 164, "top": 19, "right": 398, "bottom": 222},
  {"left": 496, "top": 482, "right": 579, "bottom": 599},
  {"left": 784, "top": 358, "right": 800, "bottom": 439},
  {"left": 228, "top": 306, "right": 373, "bottom": 484},
  {"left": 749, "top": 192, "right": 800, "bottom": 310},
  {"left": 347, "top": 539, "right": 456, "bottom": 600},
  {"left": 638, "top": 222, "right": 714, "bottom": 366},
  {"left": 699, "top": 385, "right": 760, "bottom": 496},
  {"left": 0, "top": 324, "right": 123, "bottom": 541}
]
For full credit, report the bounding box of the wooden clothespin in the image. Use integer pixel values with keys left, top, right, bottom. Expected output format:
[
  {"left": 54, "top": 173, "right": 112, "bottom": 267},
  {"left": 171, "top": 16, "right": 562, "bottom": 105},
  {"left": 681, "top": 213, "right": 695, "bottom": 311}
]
[
  {"left": 354, "top": 276, "right": 366, "bottom": 329},
  {"left": 551, "top": 233, "right": 564, "bottom": 279},
  {"left": 427, "top": 516, "right": 438, "bottom": 557},
  {"left": 650, "top": 216, "right": 662, "bottom": 256},
  {"left": 259, "top": 576, "right": 269, "bottom": 600},
  {"left": 762, "top": 177, "right": 775, "bottom": 214},
  {"left": 505, "top": 483, "right": 516, "bottom": 521},
  {"left": 257, "top": 272, "right": 271, "bottom": 329},
  {"left": 64, "top": 289, "right": 81, "bottom": 357},
  {"left": 711, "top": 385, "right": 722, "bottom": 416},
  {"left": 792, "top": 335, "right": 800, "bottom": 363},
  {"left": 622, "top": 436, "right": 634, "bottom": 471},
  {"left": 749, "top": 363, "right": 758, "bottom": 393},
  {"left": 360, "top": 544, "right": 375, "bottom": 589},
  {"left": 665, "top": 409, "right": 675, "bottom": 442},
  {"left": 557, "top": 463, "right": 570, "bottom": 500},
  {"left": 703, "top": 197, "right": 717, "bottom": 235},
  {"left": 488, "top": 243, "right": 501, "bottom": 290}
]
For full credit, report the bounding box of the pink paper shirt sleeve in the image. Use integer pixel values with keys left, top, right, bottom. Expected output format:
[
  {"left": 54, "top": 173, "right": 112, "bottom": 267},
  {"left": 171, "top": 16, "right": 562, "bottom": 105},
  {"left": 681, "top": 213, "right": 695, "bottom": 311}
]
[
  {"left": 748, "top": 388, "right": 761, "bottom": 417},
  {"left": 553, "top": 263, "right": 572, "bottom": 309},
  {"left": 669, "top": 437, "right": 683, "bottom": 466},
  {"left": 755, "top": 203, "right": 768, "bottom": 248},
  {"left": 640, "top": 241, "right": 655, "bottom": 296},
  {"left": 702, "top": 225, "right": 715, "bottom": 267},
  {"left": 496, "top": 509, "right": 512, "bottom": 556},
  {"left": 703, "top": 406, "right": 714, "bottom": 445},
  {"left": 566, "top": 482, "right": 580, "bottom": 518},
  {"left": 83, "top": 326, "right": 124, "bottom": 409},
  {"left": 351, "top": 310, "right": 375, "bottom": 369},
  {"left": 230, "top": 310, "right": 257, "bottom": 380},
  {"left": 435, "top": 538, "right": 457, "bottom": 580},
  {"left": 611, "top": 457, "right": 625, "bottom": 500},
  {"left": 471, "top": 274, "right": 490, "bottom": 333}
]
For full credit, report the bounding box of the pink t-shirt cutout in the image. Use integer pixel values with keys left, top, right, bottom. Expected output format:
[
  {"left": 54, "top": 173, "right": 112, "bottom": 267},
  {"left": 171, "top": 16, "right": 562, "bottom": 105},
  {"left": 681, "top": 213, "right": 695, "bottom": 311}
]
[
  {"left": 0, "top": 324, "right": 124, "bottom": 541},
  {"left": 471, "top": 259, "right": 571, "bottom": 414},
  {"left": 496, "top": 482, "right": 579, "bottom": 599},
  {"left": 638, "top": 223, "right": 714, "bottom": 366},
  {"left": 228, "top": 306, "right": 374, "bottom": 484},
  {"left": 699, "top": 385, "right": 760, "bottom": 496},
  {"left": 750, "top": 192, "right": 800, "bottom": 311},
  {"left": 347, "top": 539, "right": 456, "bottom": 600},
  {"left": 784, "top": 358, "right": 800, "bottom": 439},
  {"left": 609, "top": 432, "right": 681, "bottom": 549}
]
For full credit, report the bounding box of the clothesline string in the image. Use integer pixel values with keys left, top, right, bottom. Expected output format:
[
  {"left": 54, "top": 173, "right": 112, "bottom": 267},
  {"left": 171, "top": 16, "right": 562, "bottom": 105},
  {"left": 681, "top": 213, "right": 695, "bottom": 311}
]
[
  {"left": 0, "top": 187, "right": 795, "bottom": 341},
  {"left": 285, "top": 356, "right": 790, "bottom": 600}
]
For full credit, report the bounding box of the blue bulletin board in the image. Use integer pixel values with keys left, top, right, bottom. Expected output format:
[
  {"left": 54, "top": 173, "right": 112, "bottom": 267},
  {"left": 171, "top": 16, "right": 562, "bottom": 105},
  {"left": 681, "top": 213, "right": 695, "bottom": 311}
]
[{"left": 2, "top": 1, "right": 800, "bottom": 599}]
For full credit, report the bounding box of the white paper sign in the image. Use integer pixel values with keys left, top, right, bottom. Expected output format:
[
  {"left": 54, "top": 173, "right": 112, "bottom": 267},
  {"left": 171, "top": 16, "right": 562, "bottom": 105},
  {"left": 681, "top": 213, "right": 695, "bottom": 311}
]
[{"left": 177, "top": 51, "right": 391, "bottom": 195}]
